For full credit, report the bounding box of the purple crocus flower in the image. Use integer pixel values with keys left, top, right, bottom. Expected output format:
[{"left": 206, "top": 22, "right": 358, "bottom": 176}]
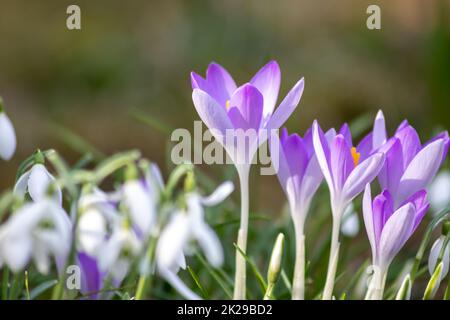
[
  {"left": 273, "top": 127, "right": 324, "bottom": 299},
  {"left": 312, "top": 120, "right": 385, "bottom": 299},
  {"left": 191, "top": 61, "right": 304, "bottom": 167},
  {"left": 362, "top": 184, "right": 429, "bottom": 299},
  {"left": 191, "top": 61, "right": 305, "bottom": 299},
  {"left": 358, "top": 111, "right": 449, "bottom": 207}
]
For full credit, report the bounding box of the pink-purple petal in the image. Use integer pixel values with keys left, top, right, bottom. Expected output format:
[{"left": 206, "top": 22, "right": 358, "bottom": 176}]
[
  {"left": 228, "top": 84, "right": 263, "bottom": 130},
  {"left": 205, "top": 62, "right": 237, "bottom": 107},
  {"left": 266, "top": 78, "right": 304, "bottom": 130},
  {"left": 341, "top": 152, "right": 385, "bottom": 203},
  {"left": 250, "top": 60, "right": 281, "bottom": 118},
  {"left": 397, "top": 139, "right": 446, "bottom": 205},
  {"left": 330, "top": 134, "right": 353, "bottom": 191}
]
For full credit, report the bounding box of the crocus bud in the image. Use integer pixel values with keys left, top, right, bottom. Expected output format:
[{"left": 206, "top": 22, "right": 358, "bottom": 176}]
[
  {"left": 395, "top": 274, "right": 411, "bottom": 300},
  {"left": 0, "top": 98, "right": 17, "bottom": 161},
  {"left": 267, "top": 233, "right": 285, "bottom": 284}
]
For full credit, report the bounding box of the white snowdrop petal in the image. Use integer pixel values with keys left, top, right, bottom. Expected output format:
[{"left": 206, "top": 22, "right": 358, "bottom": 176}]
[
  {"left": 341, "top": 211, "right": 360, "bottom": 238},
  {"left": 77, "top": 209, "right": 107, "bottom": 256},
  {"left": 0, "top": 112, "right": 16, "bottom": 161},
  {"left": 28, "top": 164, "right": 54, "bottom": 202},
  {"left": 156, "top": 213, "right": 190, "bottom": 271},
  {"left": 429, "top": 171, "right": 450, "bottom": 212},
  {"left": 428, "top": 236, "right": 450, "bottom": 280},
  {"left": 13, "top": 171, "right": 31, "bottom": 199},
  {"left": 195, "top": 224, "right": 224, "bottom": 267},
  {"left": 201, "top": 181, "right": 234, "bottom": 206},
  {"left": 123, "top": 181, "right": 155, "bottom": 235}
]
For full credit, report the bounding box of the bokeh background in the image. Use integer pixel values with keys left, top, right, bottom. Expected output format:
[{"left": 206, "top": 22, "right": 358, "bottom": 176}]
[{"left": 0, "top": 0, "right": 449, "bottom": 298}]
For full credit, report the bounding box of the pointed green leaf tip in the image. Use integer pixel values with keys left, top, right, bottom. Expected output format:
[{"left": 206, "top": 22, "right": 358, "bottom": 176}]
[
  {"left": 423, "top": 262, "right": 443, "bottom": 300},
  {"left": 0, "top": 96, "right": 4, "bottom": 113},
  {"left": 395, "top": 274, "right": 412, "bottom": 300},
  {"left": 268, "top": 233, "right": 285, "bottom": 284}
]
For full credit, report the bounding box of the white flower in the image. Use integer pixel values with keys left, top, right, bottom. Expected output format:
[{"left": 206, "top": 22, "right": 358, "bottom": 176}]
[
  {"left": 156, "top": 181, "right": 233, "bottom": 300},
  {"left": 14, "top": 164, "right": 62, "bottom": 205},
  {"left": 122, "top": 179, "right": 156, "bottom": 237},
  {"left": 429, "top": 170, "right": 450, "bottom": 213},
  {"left": 0, "top": 198, "right": 72, "bottom": 274},
  {"left": 0, "top": 111, "right": 16, "bottom": 161},
  {"left": 76, "top": 188, "right": 118, "bottom": 256},
  {"left": 97, "top": 217, "right": 142, "bottom": 281},
  {"left": 428, "top": 235, "right": 450, "bottom": 282},
  {"left": 341, "top": 203, "right": 360, "bottom": 237}
]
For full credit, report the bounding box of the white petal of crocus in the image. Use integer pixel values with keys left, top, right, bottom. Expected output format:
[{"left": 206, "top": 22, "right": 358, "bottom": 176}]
[
  {"left": 250, "top": 60, "right": 281, "bottom": 119},
  {"left": 341, "top": 152, "right": 385, "bottom": 205},
  {"left": 192, "top": 89, "right": 234, "bottom": 138},
  {"left": 156, "top": 212, "right": 190, "bottom": 271},
  {"left": 123, "top": 180, "right": 156, "bottom": 236},
  {"left": 397, "top": 139, "right": 446, "bottom": 205},
  {"left": 428, "top": 236, "right": 450, "bottom": 280},
  {"left": 201, "top": 181, "right": 234, "bottom": 206},
  {"left": 13, "top": 170, "right": 31, "bottom": 199},
  {"left": 378, "top": 203, "right": 416, "bottom": 268},
  {"left": 265, "top": 78, "right": 304, "bottom": 131},
  {"left": 312, "top": 121, "right": 334, "bottom": 197},
  {"left": 372, "top": 110, "right": 387, "bottom": 150},
  {"left": 0, "top": 112, "right": 16, "bottom": 161},
  {"left": 362, "top": 184, "right": 378, "bottom": 263}
]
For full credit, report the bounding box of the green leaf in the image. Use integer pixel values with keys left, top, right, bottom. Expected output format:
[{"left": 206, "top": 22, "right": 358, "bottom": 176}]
[
  {"left": 233, "top": 243, "right": 267, "bottom": 294},
  {"left": 423, "top": 262, "right": 443, "bottom": 300},
  {"left": 187, "top": 266, "right": 208, "bottom": 299}
]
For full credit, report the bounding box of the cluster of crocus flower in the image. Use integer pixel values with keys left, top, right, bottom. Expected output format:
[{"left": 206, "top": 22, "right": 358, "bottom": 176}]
[{"left": 191, "top": 61, "right": 449, "bottom": 300}]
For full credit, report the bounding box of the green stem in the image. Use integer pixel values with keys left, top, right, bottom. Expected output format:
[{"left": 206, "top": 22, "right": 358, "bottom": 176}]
[{"left": 135, "top": 236, "right": 158, "bottom": 300}]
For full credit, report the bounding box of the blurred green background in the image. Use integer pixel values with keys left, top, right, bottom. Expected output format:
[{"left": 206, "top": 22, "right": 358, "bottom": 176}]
[{"left": 1, "top": 0, "right": 449, "bottom": 212}]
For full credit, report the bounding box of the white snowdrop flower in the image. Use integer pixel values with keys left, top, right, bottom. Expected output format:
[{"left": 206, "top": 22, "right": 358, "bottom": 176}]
[
  {"left": 429, "top": 171, "right": 450, "bottom": 213},
  {"left": 428, "top": 235, "right": 450, "bottom": 282},
  {"left": 341, "top": 203, "right": 360, "bottom": 237},
  {"left": 122, "top": 179, "right": 156, "bottom": 237},
  {"left": 0, "top": 198, "right": 72, "bottom": 274},
  {"left": 0, "top": 107, "right": 16, "bottom": 161},
  {"left": 14, "top": 163, "right": 62, "bottom": 205},
  {"left": 97, "top": 217, "right": 142, "bottom": 281},
  {"left": 156, "top": 181, "right": 233, "bottom": 300},
  {"left": 76, "top": 188, "right": 118, "bottom": 256}
]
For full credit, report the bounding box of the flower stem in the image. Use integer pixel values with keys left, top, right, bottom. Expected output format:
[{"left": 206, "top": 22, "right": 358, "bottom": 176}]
[
  {"left": 366, "top": 266, "right": 387, "bottom": 300},
  {"left": 233, "top": 166, "right": 250, "bottom": 300},
  {"left": 135, "top": 236, "right": 158, "bottom": 300},
  {"left": 263, "top": 282, "right": 275, "bottom": 300},
  {"left": 322, "top": 212, "right": 341, "bottom": 300},
  {"left": 292, "top": 226, "right": 305, "bottom": 300}
]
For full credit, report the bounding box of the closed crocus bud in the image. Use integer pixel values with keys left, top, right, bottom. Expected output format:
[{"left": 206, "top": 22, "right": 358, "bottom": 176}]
[
  {"left": 268, "top": 233, "right": 285, "bottom": 284},
  {"left": 0, "top": 98, "right": 17, "bottom": 161},
  {"left": 395, "top": 274, "right": 412, "bottom": 300}
]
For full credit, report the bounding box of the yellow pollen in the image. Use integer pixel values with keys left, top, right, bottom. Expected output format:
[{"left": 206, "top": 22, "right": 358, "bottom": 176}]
[
  {"left": 225, "top": 100, "right": 231, "bottom": 110},
  {"left": 351, "top": 147, "right": 361, "bottom": 167}
]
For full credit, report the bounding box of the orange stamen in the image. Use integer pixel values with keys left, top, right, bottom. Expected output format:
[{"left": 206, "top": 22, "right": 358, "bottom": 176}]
[{"left": 351, "top": 147, "right": 361, "bottom": 167}]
